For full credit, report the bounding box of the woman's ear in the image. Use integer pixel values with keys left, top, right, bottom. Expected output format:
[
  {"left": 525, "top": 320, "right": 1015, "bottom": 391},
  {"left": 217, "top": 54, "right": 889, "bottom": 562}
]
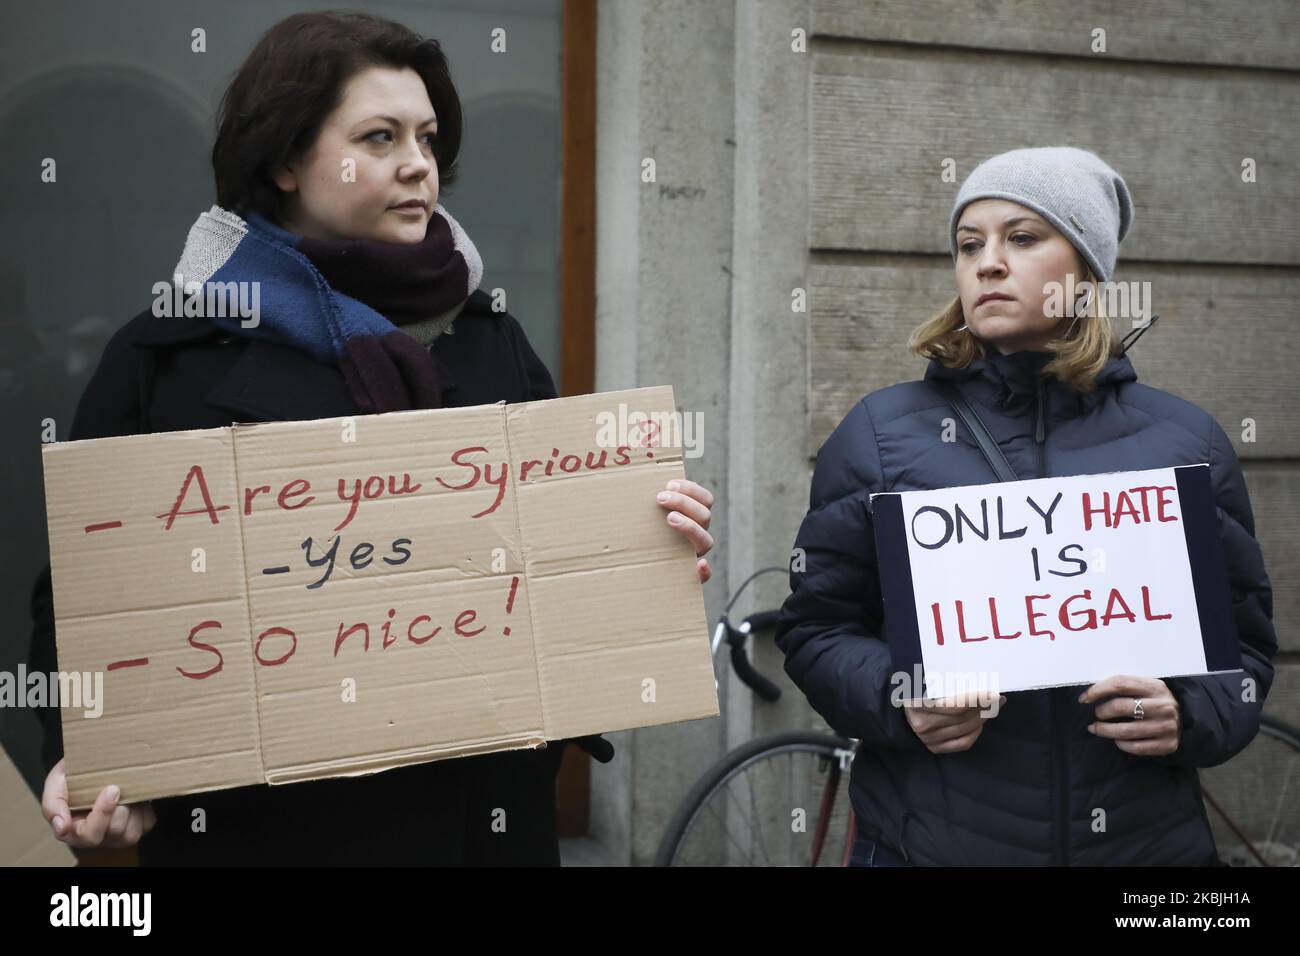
[{"left": 272, "top": 163, "right": 297, "bottom": 194}]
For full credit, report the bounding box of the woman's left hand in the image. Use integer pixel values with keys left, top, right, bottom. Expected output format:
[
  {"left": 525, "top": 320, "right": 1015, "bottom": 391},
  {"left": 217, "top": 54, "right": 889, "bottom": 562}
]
[
  {"left": 1079, "top": 675, "right": 1181, "bottom": 756},
  {"left": 657, "top": 479, "right": 714, "bottom": 584}
]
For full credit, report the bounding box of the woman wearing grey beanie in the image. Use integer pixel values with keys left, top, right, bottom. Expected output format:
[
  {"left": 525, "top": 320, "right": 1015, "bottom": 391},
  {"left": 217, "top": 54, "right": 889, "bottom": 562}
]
[{"left": 776, "top": 146, "right": 1278, "bottom": 866}]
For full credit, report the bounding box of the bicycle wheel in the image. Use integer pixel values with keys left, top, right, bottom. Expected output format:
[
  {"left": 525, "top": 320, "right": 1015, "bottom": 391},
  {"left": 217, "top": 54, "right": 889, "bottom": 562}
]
[
  {"left": 1199, "top": 714, "right": 1300, "bottom": 866},
  {"left": 655, "top": 731, "right": 857, "bottom": 867}
]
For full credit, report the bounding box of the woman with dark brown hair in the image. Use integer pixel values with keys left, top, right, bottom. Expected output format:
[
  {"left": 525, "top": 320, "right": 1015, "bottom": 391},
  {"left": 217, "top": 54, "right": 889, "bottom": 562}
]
[{"left": 31, "top": 10, "right": 715, "bottom": 866}]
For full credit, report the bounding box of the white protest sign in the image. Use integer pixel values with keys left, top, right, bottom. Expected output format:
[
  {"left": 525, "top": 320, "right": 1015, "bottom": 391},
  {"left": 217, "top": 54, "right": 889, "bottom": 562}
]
[{"left": 870, "top": 465, "right": 1240, "bottom": 699}]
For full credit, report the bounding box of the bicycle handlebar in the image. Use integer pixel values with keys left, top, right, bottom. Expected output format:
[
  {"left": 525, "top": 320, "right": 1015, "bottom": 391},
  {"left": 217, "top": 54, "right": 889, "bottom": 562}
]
[
  {"left": 738, "top": 610, "right": 780, "bottom": 634},
  {"left": 717, "top": 609, "right": 783, "bottom": 703},
  {"left": 729, "top": 641, "right": 782, "bottom": 703}
]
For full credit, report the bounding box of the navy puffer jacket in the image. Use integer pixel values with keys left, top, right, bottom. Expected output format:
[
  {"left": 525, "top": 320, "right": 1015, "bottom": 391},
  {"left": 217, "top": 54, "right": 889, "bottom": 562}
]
[{"left": 775, "top": 347, "right": 1278, "bottom": 866}]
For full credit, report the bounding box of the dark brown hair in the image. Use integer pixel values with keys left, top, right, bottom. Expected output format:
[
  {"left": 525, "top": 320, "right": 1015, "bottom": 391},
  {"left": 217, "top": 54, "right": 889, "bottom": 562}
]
[{"left": 212, "top": 11, "right": 463, "bottom": 221}]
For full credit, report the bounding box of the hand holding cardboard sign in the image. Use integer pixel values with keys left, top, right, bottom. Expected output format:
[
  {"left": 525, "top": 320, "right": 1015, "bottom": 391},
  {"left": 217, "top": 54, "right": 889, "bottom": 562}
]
[
  {"left": 903, "top": 690, "right": 1007, "bottom": 755},
  {"left": 41, "top": 759, "right": 156, "bottom": 849},
  {"left": 1079, "top": 675, "right": 1182, "bottom": 757},
  {"left": 657, "top": 478, "right": 715, "bottom": 584}
]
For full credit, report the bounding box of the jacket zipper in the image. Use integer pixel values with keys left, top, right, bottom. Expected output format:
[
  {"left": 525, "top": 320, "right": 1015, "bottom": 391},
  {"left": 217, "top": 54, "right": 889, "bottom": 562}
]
[
  {"left": 1054, "top": 688, "right": 1069, "bottom": 865},
  {"left": 1034, "top": 377, "right": 1046, "bottom": 476},
  {"left": 1035, "top": 377, "right": 1068, "bottom": 865}
]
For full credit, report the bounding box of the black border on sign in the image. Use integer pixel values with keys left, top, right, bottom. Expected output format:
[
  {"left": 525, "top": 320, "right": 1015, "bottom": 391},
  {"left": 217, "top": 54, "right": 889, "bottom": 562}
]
[
  {"left": 1174, "top": 464, "right": 1240, "bottom": 672},
  {"left": 870, "top": 493, "right": 924, "bottom": 692}
]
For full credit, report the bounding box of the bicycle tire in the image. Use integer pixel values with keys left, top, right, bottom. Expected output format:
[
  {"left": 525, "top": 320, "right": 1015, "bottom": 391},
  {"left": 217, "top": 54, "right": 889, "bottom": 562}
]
[
  {"left": 1201, "top": 712, "right": 1300, "bottom": 866},
  {"left": 654, "top": 730, "right": 855, "bottom": 867},
  {"left": 654, "top": 716, "right": 1300, "bottom": 866}
]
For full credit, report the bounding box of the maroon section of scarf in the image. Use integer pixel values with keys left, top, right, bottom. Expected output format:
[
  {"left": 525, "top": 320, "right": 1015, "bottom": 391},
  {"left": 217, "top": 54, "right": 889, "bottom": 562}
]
[
  {"left": 340, "top": 332, "right": 443, "bottom": 414},
  {"left": 297, "top": 211, "right": 470, "bottom": 324},
  {"left": 296, "top": 213, "right": 471, "bottom": 412}
]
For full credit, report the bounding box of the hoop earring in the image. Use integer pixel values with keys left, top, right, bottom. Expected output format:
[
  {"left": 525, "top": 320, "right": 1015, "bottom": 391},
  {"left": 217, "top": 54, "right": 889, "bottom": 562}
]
[
  {"left": 955, "top": 323, "right": 970, "bottom": 333},
  {"left": 1074, "top": 285, "right": 1094, "bottom": 318}
]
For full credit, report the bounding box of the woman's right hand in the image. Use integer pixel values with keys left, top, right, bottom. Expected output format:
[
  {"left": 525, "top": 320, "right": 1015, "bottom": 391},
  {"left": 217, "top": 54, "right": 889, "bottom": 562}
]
[
  {"left": 40, "top": 758, "right": 156, "bottom": 848},
  {"left": 904, "top": 691, "right": 1006, "bottom": 754}
]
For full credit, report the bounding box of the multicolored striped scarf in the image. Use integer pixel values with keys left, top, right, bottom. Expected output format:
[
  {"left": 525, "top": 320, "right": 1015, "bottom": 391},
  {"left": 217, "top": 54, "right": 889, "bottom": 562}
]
[{"left": 170, "top": 204, "right": 483, "bottom": 413}]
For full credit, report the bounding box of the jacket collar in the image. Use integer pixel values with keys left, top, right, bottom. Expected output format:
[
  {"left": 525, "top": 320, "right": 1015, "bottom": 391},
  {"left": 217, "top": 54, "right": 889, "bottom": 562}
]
[
  {"left": 133, "top": 311, "right": 225, "bottom": 346},
  {"left": 924, "top": 347, "right": 1138, "bottom": 417},
  {"left": 133, "top": 311, "right": 459, "bottom": 422}
]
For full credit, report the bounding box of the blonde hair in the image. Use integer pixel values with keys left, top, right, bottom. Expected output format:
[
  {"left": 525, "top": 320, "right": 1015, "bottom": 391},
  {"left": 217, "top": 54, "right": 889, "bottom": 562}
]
[{"left": 909, "top": 259, "right": 1122, "bottom": 394}]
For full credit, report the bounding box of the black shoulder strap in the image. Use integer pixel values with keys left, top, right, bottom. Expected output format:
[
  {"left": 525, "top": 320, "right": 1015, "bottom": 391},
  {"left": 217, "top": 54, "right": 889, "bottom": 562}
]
[{"left": 932, "top": 380, "right": 1019, "bottom": 483}]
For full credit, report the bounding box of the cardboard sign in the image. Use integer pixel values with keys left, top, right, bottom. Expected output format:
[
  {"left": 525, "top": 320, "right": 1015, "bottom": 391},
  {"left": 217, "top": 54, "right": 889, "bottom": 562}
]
[
  {"left": 41, "top": 386, "right": 717, "bottom": 809},
  {"left": 1, "top": 748, "right": 75, "bottom": 866},
  {"left": 870, "top": 465, "right": 1240, "bottom": 699}
]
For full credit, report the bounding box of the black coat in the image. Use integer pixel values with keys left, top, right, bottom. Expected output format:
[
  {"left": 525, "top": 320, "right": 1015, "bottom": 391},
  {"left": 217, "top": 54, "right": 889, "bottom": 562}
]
[
  {"left": 776, "top": 348, "right": 1278, "bottom": 866},
  {"left": 28, "top": 290, "right": 610, "bottom": 865}
]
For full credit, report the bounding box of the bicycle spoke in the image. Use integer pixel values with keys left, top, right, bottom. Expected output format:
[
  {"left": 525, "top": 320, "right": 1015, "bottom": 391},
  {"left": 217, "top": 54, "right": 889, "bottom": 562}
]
[
  {"left": 700, "top": 790, "right": 758, "bottom": 866},
  {"left": 738, "top": 770, "right": 774, "bottom": 868},
  {"left": 745, "top": 762, "right": 773, "bottom": 866},
  {"left": 1263, "top": 750, "right": 1295, "bottom": 850},
  {"left": 1201, "top": 720, "right": 1300, "bottom": 867}
]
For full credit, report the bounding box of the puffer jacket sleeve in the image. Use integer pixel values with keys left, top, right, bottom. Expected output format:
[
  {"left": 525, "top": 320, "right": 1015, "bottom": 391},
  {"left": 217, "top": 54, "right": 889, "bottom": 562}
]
[
  {"left": 775, "top": 398, "right": 926, "bottom": 752},
  {"left": 1158, "top": 417, "right": 1278, "bottom": 769}
]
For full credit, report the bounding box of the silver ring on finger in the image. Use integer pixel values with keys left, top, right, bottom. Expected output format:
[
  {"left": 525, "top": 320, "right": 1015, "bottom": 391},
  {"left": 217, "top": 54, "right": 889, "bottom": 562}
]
[{"left": 1132, "top": 698, "right": 1145, "bottom": 720}]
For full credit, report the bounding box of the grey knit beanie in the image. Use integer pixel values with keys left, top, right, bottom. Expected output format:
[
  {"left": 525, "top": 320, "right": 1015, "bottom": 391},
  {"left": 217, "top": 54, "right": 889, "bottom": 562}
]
[{"left": 948, "top": 147, "right": 1134, "bottom": 282}]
